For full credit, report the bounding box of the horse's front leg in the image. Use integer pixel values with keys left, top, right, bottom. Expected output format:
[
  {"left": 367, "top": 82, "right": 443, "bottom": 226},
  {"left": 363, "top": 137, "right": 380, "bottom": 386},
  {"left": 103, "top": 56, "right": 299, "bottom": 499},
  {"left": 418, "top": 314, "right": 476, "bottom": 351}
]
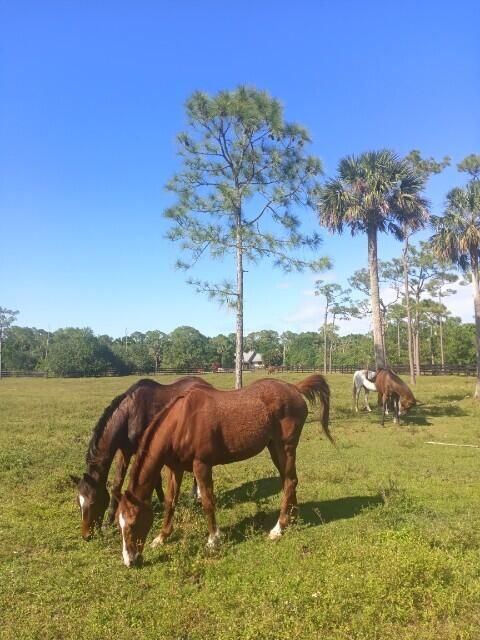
[
  {"left": 151, "top": 466, "right": 184, "bottom": 548},
  {"left": 191, "top": 475, "right": 202, "bottom": 501},
  {"left": 393, "top": 396, "right": 400, "bottom": 425},
  {"left": 193, "top": 460, "right": 220, "bottom": 548},
  {"left": 381, "top": 394, "right": 388, "bottom": 427},
  {"left": 107, "top": 450, "right": 131, "bottom": 525},
  {"left": 154, "top": 472, "right": 165, "bottom": 505}
]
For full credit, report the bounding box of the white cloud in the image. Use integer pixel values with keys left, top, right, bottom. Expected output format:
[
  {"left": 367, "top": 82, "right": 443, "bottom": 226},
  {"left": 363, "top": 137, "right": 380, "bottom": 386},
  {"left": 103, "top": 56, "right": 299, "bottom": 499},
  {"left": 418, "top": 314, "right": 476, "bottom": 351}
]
[{"left": 443, "top": 283, "right": 474, "bottom": 323}]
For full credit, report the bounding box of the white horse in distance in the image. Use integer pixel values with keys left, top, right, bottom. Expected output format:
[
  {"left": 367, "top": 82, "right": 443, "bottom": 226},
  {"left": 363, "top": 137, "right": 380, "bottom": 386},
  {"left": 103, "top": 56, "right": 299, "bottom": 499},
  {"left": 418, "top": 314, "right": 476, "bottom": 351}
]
[{"left": 352, "top": 369, "right": 377, "bottom": 412}]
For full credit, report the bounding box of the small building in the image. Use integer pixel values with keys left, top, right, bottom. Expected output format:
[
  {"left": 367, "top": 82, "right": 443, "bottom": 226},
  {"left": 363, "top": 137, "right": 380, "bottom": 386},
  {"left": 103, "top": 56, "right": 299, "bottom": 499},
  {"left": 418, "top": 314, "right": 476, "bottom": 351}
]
[{"left": 242, "top": 351, "right": 264, "bottom": 369}]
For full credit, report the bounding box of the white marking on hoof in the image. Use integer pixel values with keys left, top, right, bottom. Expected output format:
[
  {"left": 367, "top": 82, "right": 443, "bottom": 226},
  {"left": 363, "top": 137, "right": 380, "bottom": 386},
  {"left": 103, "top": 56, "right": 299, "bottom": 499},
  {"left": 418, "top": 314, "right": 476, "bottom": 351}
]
[
  {"left": 269, "top": 520, "right": 283, "bottom": 540},
  {"left": 150, "top": 534, "right": 165, "bottom": 548},
  {"left": 206, "top": 529, "right": 221, "bottom": 548}
]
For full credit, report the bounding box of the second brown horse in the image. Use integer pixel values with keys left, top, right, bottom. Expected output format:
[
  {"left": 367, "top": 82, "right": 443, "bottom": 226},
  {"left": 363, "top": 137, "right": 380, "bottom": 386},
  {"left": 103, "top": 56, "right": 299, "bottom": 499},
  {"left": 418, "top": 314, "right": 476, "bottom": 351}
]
[
  {"left": 375, "top": 368, "right": 417, "bottom": 426},
  {"left": 118, "top": 375, "right": 331, "bottom": 567}
]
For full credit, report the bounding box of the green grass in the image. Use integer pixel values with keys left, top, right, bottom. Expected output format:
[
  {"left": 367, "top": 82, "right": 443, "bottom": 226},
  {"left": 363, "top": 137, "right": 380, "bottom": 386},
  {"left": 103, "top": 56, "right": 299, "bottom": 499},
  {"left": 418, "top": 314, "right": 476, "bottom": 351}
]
[{"left": 1, "top": 373, "right": 480, "bottom": 640}]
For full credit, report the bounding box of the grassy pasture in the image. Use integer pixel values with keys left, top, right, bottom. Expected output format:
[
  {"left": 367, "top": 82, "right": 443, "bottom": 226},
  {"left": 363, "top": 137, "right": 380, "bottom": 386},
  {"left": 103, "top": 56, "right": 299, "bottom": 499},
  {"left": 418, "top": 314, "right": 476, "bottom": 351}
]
[{"left": 1, "top": 373, "right": 480, "bottom": 640}]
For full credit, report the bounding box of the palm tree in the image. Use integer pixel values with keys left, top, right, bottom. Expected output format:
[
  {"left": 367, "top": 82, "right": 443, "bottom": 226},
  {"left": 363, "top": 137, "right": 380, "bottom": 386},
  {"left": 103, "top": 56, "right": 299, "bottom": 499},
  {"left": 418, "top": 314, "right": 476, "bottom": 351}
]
[
  {"left": 317, "top": 150, "right": 428, "bottom": 368},
  {"left": 431, "top": 181, "right": 480, "bottom": 399}
]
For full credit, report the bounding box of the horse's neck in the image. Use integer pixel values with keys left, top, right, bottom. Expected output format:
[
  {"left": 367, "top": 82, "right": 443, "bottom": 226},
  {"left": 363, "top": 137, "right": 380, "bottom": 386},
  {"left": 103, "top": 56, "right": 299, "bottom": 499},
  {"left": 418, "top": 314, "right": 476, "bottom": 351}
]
[
  {"left": 129, "top": 429, "right": 168, "bottom": 502},
  {"left": 86, "top": 403, "right": 130, "bottom": 481}
]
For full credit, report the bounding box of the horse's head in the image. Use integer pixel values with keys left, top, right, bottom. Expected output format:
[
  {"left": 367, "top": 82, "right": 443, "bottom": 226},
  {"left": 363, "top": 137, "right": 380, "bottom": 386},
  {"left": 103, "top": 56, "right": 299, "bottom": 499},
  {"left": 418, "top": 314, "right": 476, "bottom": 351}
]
[
  {"left": 399, "top": 396, "right": 416, "bottom": 416},
  {"left": 70, "top": 473, "right": 110, "bottom": 540},
  {"left": 117, "top": 491, "right": 153, "bottom": 568}
]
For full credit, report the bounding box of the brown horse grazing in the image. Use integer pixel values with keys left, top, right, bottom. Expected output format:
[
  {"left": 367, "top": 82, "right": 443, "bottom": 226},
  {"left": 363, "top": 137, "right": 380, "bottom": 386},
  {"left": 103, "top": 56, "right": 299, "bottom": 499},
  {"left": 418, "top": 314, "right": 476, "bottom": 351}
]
[
  {"left": 70, "top": 376, "right": 212, "bottom": 540},
  {"left": 117, "top": 375, "right": 331, "bottom": 567},
  {"left": 374, "top": 368, "right": 417, "bottom": 426}
]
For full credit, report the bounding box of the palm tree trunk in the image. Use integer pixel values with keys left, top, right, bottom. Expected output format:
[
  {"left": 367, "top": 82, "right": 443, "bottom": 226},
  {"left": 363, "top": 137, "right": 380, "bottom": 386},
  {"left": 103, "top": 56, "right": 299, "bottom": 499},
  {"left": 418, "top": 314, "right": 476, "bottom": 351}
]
[
  {"left": 403, "top": 236, "right": 416, "bottom": 385},
  {"left": 235, "top": 214, "right": 244, "bottom": 390},
  {"left": 438, "top": 294, "right": 445, "bottom": 370},
  {"left": 367, "top": 223, "right": 386, "bottom": 368},
  {"left": 323, "top": 307, "right": 328, "bottom": 376},
  {"left": 471, "top": 261, "right": 480, "bottom": 400}
]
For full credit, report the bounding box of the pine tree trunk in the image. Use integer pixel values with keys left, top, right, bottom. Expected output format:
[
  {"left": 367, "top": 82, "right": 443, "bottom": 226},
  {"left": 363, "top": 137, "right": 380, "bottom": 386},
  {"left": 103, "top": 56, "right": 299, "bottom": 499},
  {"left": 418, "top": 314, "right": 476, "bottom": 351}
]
[
  {"left": 471, "top": 261, "right": 480, "bottom": 400},
  {"left": 381, "top": 311, "right": 387, "bottom": 365},
  {"left": 397, "top": 320, "right": 401, "bottom": 359},
  {"left": 403, "top": 237, "right": 416, "bottom": 385},
  {"left": 430, "top": 324, "right": 435, "bottom": 365},
  {"left": 414, "top": 318, "right": 420, "bottom": 375},
  {"left": 235, "top": 216, "right": 244, "bottom": 390},
  {"left": 413, "top": 288, "right": 421, "bottom": 376},
  {"left": 367, "top": 223, "right": 386, "bottom": 368}
]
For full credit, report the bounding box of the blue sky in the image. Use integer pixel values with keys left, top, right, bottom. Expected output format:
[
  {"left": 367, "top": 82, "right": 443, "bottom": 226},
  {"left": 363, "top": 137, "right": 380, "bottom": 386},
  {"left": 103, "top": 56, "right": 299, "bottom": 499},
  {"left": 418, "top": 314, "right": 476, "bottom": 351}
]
[{"left": 1, "top": 1, "right": 479, "bottom": 338}]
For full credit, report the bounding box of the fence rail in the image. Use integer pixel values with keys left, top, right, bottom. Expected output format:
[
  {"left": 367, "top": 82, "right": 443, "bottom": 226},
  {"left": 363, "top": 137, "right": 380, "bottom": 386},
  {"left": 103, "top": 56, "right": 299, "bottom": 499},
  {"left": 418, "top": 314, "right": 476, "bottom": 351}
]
[{"left": 1, "top": 363, "right": 476, "bottom": 379}]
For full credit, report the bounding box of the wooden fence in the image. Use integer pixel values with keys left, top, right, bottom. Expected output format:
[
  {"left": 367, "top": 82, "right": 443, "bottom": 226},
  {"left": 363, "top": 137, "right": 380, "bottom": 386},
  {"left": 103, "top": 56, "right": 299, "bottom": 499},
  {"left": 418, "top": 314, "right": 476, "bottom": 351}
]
[{"left": 1, "top": 363, "right": 476, "bottom": 379}]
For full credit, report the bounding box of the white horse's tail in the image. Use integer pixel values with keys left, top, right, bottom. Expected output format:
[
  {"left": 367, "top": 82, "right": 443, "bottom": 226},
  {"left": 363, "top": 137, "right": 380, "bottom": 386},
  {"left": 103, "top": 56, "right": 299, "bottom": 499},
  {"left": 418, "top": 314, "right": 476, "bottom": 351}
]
[
  {"left": 353, "top": 370, "right": 377, "bottom": 392},
  {"left": 363, "top": 377, "right": 377, "bottom": 392}
]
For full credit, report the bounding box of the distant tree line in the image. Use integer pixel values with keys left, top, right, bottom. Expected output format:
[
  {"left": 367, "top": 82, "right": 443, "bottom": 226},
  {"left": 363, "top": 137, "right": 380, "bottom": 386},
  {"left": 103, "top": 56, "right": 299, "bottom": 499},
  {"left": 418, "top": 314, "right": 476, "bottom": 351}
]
[{"left": 1, "top": 319, "right": 475, "bottom": 377}]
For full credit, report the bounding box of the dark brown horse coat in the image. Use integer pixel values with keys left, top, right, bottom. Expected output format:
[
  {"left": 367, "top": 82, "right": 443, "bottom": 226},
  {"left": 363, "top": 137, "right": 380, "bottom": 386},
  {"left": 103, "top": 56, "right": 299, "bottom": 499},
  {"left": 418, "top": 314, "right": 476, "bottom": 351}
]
[
  {"left": 118, "top": 375, "right": 331, "bottom": 567},
  {"left": 72, "top": 376, "right": 212, "bottom": 539},
  {"left": 375, "top": 368, "right": 416, "bottom": 425}
]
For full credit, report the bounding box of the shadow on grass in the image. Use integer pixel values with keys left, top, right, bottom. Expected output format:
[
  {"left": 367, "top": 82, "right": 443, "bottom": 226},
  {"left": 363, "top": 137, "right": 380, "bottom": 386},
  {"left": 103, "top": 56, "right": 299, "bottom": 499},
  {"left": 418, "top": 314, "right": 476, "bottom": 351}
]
[
  {"left": 423, "top": 404, "right": 468, "bottom": 417},
  {"left": 400, "top": 404, "right": 469, "bottom": 426},
  {"left": 217, "top": 477, "right": 281, "bottom": 508},
  {"left": 223, "top": 493, "right": 383, "bottom": 544},
  {"left": 431, "top": 393, "right": 467, "bottom": 402}
]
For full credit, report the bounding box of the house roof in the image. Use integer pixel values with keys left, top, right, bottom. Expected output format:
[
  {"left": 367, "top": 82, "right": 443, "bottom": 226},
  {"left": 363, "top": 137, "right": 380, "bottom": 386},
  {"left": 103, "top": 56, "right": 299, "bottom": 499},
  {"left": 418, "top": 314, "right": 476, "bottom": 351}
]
[{"left": 243, "top": 351, "right": 263, "bottom": 363}]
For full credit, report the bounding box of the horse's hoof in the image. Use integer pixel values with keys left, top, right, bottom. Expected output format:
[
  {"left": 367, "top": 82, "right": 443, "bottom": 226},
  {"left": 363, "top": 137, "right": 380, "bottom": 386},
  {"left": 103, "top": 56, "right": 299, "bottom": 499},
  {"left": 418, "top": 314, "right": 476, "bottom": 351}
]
[
  {"left": 206, "top": 529, "right": 222, "bottom": 549},
  {"left": 268, "top": 521, "right": 283, "bottom": 540},
  {"left": 150, "top": 535, "right": 165, "bottom": 548}
]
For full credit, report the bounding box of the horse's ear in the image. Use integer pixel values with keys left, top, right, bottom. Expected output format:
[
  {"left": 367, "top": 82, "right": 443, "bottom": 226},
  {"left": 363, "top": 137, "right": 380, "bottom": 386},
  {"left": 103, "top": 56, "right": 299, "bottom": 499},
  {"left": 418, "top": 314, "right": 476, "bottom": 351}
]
[{"left": 69, "top": 474, "right": 80, "bottom": 487}]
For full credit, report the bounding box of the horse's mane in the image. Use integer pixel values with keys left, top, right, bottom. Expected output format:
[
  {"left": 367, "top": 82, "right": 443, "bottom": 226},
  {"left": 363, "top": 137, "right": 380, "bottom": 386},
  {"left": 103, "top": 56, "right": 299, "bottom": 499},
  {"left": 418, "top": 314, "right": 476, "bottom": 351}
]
[{"left": 86, "top": 378, "right": 161, "bottom": 466}]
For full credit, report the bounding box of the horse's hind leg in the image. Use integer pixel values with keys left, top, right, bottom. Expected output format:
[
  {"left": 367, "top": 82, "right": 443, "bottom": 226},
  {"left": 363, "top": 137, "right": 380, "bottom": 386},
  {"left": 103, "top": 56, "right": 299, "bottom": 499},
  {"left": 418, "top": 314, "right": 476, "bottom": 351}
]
[
  {"left": 267, "top": 441, "right": 285, "bottom": 485},
  {"left": 193, "top": 460, "right": 220, "bottom": 548},
  {"left": 107, "top": 450, "right": 130, "bottom": 525},
  {"left": 269, "top": 443, "right": 298, "bottom": 540},
  {"left": 151, "top": 466, "right": 184, "bottom": 548},
  {"left": 364, "top": 389, "right": 372, "bottom": 412}
]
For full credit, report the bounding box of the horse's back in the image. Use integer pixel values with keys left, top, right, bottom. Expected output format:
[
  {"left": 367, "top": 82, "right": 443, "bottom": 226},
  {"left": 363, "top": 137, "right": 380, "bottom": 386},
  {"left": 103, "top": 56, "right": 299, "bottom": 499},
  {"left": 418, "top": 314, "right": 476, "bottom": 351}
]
[{"left": 170, "top": 381, "right": 306, "bottom": 465}]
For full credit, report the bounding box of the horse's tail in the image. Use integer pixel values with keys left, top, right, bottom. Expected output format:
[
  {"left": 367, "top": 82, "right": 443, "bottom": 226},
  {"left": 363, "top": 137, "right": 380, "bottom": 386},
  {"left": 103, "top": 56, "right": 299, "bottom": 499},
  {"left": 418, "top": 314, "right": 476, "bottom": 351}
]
[{"left": 295, "top": 375, "right": 333, "bottom": 444}]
